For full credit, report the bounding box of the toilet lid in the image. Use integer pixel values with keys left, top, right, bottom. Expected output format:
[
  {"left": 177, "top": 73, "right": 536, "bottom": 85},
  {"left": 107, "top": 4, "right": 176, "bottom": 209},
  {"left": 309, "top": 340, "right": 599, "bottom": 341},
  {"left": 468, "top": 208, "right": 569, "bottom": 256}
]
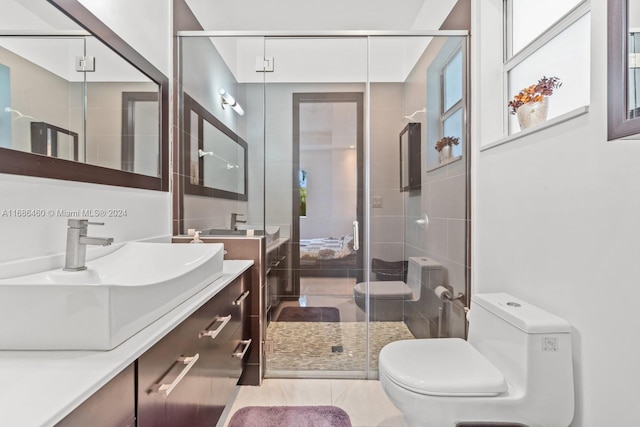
[
  {"left": 379, "top": 338, "right": 507, "bottom": 397},
  {"left": 354, "top": 281, "right": 413, "bottom": 299}
]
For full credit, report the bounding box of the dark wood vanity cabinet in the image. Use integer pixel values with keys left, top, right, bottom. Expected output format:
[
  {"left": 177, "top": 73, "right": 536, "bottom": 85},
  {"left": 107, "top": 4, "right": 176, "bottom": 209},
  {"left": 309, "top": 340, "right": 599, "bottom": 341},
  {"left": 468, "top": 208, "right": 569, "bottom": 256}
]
[
  {"left": 137, "top": 272, "right": 251, "bottom": 427},
  {"left": 266, "top": 241, "right": 292, "bottom": 321},
  {"left": 55, "top": 364, "right": 135, "bottom": 427}
]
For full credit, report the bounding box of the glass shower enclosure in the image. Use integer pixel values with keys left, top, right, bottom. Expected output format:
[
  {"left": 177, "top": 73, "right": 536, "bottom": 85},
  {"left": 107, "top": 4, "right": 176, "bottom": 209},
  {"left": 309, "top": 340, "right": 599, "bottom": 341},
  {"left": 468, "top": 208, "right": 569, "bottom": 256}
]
[{"left": 178, "top": 31, "right": 470, "bottom": 380}]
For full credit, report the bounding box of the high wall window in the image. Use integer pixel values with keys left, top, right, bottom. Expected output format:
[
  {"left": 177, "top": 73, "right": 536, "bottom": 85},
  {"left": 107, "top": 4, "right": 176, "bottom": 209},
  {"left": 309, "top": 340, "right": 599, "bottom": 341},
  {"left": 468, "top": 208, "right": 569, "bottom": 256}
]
[
  {"left": 426, "top": 37, "right": 467, "bottom": 170},
  {"left": 442, "top": 50, "right": 464, "bottom": 158},
  {"left": 504, "top": 0, "right": 591, "bottom": 134}
]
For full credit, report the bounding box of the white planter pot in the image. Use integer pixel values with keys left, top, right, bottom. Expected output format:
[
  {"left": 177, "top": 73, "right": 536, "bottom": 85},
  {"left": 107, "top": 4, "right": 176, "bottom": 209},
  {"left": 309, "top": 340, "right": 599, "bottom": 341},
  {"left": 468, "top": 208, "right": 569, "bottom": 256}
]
[
  {"left": 439, "top": 145, "right": 452, "bottom": 163},
  {"left": 516, "top": 97, "right": 549, "bottom": 130}
]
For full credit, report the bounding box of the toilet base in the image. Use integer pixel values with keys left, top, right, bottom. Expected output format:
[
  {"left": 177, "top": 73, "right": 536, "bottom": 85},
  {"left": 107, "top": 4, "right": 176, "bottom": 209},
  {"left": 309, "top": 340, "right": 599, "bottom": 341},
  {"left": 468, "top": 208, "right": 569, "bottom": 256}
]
[
  {"left": 353, "top": 281, "right": 413, "bottom": 321},
  {"left": 354, "top": 294, "right": 405, "bottom": 321}
]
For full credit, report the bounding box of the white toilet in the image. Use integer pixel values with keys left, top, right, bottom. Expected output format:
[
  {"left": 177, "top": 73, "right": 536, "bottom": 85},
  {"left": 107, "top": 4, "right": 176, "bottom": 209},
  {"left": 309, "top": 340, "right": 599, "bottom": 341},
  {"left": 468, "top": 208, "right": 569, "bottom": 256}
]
[
  {"left": 379, "top": 293, "right": 574, "bottom": 427},
  {"left": 353, "top": 257, "right": 443, "bottom": 321}
]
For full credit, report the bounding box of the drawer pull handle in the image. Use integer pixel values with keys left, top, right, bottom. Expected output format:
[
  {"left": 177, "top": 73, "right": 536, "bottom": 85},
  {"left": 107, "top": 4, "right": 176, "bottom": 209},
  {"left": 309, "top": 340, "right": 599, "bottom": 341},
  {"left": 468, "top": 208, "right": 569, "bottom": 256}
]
[
  {"left": 233, "top": 339, "right": 252, "bottom": 359},
  {"left": 233, "top": 290, "right": 250, "bottom": 306},
  {"left": 199, "top": 315, "right": 231, "bottom": 339},
  {"left": 153, "top": 353, "right": 199, "bottom": 397}
]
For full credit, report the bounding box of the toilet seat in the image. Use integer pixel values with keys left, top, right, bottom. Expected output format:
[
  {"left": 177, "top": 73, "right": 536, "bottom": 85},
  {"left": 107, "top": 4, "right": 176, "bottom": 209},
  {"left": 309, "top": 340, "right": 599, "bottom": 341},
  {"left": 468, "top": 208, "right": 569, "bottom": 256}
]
[
  {"left": 353, "top": 281, "right": 413, "bottom": 299},
  {"left": 379, "top": 338, "right": 507, "bottom": 397}
]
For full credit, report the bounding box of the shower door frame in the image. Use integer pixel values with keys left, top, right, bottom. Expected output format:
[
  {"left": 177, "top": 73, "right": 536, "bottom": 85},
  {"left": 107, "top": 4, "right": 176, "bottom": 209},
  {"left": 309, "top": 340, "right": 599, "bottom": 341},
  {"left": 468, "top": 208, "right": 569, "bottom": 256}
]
[{"left": 177, "top": 29, "right": 471, "bottom": 380}]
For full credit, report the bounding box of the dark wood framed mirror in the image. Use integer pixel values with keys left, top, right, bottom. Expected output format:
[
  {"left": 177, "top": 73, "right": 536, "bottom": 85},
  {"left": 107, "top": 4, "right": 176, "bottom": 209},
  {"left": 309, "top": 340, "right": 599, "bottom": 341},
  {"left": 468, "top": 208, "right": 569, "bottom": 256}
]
[
  {"left": 182, "top": 93, "right": 248, "bottom": 201},
  {"left": 400, "top": 122, "right": 421, "bottom": 192},
  {"left": 0, "top": 0, "right": 169, "bottom": 191},
  {"left": 608, "top": 0, "right": 640, "bottom": 140}
]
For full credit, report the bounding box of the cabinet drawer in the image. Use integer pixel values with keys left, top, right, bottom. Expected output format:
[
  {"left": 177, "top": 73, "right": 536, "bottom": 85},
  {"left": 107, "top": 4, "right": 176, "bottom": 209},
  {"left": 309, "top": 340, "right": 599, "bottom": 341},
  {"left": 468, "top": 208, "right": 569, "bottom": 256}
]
[
  {"left": 226, "top": 273, "right": 250, "bottom": 335},
  {"left": 138, "top": 276, "right": 249, "bottom": 427}
]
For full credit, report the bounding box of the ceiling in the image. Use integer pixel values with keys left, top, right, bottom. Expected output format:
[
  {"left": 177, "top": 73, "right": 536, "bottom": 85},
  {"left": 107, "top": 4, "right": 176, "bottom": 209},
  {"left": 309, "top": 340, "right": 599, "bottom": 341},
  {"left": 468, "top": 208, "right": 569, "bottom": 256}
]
[
  {"left": 184, "top": 0, "right": 460, "bottom": 83},
  {"left": 184, "top": 0, "right": 457, "bottom": 32}
]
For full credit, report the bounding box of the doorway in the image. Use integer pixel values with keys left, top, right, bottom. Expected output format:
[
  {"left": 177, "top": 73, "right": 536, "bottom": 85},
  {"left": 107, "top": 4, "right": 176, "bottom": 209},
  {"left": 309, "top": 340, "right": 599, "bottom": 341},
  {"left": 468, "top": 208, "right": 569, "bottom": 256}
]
[{"left": 265, "top": 92, "right": 372, "bottom": 377}]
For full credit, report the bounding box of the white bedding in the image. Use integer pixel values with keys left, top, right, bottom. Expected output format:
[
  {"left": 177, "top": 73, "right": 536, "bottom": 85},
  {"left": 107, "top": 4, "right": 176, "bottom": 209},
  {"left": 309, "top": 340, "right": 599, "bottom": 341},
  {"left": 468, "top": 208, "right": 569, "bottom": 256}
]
[{"left": 300, "top": 234, "right": 355, "bottom": 261}]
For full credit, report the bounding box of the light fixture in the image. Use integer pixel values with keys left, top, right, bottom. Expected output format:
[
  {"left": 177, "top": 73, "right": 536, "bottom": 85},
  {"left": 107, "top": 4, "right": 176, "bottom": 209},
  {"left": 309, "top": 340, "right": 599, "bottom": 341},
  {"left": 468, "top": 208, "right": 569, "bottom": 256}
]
[{"left": 219, "top": 88, "right": 244, "bottom": 116}]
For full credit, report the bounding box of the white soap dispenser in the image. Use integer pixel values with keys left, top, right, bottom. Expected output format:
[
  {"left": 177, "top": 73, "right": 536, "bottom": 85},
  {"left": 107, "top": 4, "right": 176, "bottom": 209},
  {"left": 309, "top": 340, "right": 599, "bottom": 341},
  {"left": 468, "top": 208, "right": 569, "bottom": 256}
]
[{"left": 190, "top": 230, "right": 203, "bottom": 243}]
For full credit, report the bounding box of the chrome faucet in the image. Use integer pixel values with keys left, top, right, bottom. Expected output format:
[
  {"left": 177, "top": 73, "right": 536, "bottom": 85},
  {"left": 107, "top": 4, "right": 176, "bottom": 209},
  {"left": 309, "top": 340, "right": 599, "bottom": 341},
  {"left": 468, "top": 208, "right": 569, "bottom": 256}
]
[
  {"left": 230, "top": 213, "right": 246, "bottom": 231},
  {"left": 64, "top": 219, "right": 114, "bottom": 271}
]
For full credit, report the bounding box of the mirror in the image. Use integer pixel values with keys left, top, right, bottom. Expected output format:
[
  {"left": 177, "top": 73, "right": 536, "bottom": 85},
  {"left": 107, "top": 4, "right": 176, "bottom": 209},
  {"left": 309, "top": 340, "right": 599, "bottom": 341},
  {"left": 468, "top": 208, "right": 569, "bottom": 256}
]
[
  {"left": 0, "top": 0, "right": 168, "bottom": 190},
  {"left": 399, "top": 122, "right": 421, "bottom": 192},
  {"left": 608, "top": 0, "right": 640, "bottom": 139},
  {"left": 183, "top": 93, "right": 248, "bottom": 201}
]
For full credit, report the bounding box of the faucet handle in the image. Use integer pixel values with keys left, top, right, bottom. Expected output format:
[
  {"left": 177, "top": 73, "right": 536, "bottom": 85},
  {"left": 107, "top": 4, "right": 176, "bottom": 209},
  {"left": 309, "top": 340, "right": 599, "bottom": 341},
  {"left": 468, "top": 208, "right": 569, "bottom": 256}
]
[
  {"left": 67, "top": 219, "right": 105, "bottom": 228},
  {"left": 67, "top": 219, "right": 88, "bottom": 228}
]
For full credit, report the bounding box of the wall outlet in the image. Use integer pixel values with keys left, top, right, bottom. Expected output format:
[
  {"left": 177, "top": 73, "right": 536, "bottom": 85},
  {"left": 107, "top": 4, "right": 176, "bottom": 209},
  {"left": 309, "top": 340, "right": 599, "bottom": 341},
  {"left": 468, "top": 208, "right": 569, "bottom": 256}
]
[{"left": 372, "top": 196, "right": 383, "bottom": 208}]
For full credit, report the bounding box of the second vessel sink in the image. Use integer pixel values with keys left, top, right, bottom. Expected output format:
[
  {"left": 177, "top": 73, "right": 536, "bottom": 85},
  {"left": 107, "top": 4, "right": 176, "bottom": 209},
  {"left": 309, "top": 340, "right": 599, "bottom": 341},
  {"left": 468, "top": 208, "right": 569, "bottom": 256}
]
[{"left": 0, "top": 241, "right": 225, "bottom": 350}]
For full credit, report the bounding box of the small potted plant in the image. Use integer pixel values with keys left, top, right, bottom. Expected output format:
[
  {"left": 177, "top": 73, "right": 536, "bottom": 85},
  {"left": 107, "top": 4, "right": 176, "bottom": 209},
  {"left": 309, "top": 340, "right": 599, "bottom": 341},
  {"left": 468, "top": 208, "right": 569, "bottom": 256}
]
[
  {"left": 508, "top": 76, "right": 561, "bottom": 130},
  {"left": 435, "top": 136, "right": 459, "bottom": 163}
]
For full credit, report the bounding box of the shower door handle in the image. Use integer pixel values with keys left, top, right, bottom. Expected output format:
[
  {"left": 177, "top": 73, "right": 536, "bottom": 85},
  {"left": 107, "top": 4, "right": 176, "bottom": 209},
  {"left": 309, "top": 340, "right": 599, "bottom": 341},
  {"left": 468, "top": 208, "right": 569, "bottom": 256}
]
[{"left": 352, "top": 220, "right": 360, "bottom": 251}]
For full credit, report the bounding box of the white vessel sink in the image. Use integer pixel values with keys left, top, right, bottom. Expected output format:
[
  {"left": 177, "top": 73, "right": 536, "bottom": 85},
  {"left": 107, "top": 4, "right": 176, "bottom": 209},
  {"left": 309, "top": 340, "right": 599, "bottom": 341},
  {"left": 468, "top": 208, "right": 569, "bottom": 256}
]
[{"left": 0, "top": 242, "right": 224, "bottom": 350}]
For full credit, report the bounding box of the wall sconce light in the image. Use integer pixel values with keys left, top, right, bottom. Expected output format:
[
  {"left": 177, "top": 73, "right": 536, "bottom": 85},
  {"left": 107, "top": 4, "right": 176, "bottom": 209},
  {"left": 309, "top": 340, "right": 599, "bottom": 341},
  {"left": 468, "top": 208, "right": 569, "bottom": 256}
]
[{"left": 219, "top": 88, "right": 244, "bottom": 116}]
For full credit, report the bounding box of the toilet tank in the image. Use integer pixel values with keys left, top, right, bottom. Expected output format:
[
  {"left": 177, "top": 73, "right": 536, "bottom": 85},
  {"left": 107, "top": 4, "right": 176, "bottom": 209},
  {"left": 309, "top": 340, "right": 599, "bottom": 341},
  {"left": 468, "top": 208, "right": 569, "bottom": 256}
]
[
  {"left": 467, "top": 293, "right": 574, "bottom": 421},
  {"left": 406, "top": 257, "right": 443, "bottom": 296}
]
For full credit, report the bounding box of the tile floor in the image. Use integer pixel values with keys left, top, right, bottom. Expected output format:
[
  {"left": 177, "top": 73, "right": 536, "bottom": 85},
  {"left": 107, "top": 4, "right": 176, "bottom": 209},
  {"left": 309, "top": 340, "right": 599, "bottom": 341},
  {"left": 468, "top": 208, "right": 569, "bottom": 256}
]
[{"left": 218, "top": 378, "right": 404, "bottom": 427}]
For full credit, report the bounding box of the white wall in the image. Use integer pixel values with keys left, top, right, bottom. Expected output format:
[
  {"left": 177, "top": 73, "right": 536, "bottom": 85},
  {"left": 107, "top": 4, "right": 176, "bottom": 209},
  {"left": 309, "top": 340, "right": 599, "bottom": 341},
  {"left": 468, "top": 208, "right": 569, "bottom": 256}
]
[
  {"left": 0, "top": 173, "right": 170, "bottom": 265},
  {"left": 472, "top": 1, "right": 640, "bottom": 425}
]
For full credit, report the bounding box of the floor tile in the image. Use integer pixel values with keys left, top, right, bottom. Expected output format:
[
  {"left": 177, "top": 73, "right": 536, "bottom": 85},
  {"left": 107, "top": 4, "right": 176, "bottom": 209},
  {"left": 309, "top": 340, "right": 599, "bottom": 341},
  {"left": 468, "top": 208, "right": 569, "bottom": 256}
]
[
  {"left": 330, "top": 379, "right": 404, "bottom": 427},
  {"left": 221, "top": 379, "right": 404, "bottom": 427}
]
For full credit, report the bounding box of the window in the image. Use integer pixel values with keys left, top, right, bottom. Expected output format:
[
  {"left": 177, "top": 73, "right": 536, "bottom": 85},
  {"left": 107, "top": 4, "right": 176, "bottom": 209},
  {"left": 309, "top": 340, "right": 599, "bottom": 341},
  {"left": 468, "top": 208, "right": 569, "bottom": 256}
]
[
  {"left": 441, "top": 49, "right": 464, "bottom": 158},
  {"left": 504, "top": 0, "right": 590, "bottom": 134},
  {"left": 299, "top": 169, "right": 307, "bottom": 217},
  {"left": 630, "top": 31, "right": 640, "bottom": 118}
]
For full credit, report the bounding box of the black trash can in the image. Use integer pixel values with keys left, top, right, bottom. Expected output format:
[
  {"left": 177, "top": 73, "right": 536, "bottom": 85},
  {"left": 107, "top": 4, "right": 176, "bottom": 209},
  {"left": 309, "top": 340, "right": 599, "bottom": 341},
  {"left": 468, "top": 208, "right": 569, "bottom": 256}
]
[{"left": 371, "top": 258, "right": 408, "bottom": 282}]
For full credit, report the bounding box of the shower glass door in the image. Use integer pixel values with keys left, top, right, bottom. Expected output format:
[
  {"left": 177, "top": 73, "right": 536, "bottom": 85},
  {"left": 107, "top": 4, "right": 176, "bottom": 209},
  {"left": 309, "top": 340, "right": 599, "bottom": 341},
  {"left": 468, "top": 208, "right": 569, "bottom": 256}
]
[
  {"left": 263, "top": 37, "right": 369, "bottom": 378},
  {"left": 250, "top": 33, "right": 469, "bottom": 380}
]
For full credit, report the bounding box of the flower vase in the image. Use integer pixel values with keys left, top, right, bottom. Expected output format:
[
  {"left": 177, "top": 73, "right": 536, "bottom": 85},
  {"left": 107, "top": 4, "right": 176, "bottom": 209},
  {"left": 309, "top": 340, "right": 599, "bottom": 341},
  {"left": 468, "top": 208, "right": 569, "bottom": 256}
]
[
  {"left": 517, "top": 97, "right": 549, "bottom": 130},
  {"left": 439, "top": 145, "right": 452, "bottom": 163}
]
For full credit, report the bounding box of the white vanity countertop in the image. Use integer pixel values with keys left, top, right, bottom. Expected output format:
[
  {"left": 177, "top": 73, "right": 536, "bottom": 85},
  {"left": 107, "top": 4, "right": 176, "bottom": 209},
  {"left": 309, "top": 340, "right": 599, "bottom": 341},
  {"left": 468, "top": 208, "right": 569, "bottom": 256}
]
[{"left": 0, "top": 259, "right": 253, "bottom": 427}]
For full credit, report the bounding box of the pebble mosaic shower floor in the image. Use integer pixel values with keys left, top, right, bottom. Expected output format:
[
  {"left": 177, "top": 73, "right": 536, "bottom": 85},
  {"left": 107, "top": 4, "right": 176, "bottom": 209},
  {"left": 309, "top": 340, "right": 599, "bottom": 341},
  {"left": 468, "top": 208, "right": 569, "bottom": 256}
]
[{"left": 265, "top": 321, "right": 414, "bottom": 373}]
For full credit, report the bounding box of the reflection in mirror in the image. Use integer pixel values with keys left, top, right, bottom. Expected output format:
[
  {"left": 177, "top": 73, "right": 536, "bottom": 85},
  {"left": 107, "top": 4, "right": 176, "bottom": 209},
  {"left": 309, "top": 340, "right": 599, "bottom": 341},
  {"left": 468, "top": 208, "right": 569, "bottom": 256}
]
[
  {"left": 30, "top": 121, "right": 78, "bottom": 161},
  {"left": 0, "top": 34, "right": 160, "bottom": 176},
  {"left": 0, "top": 0, "right": 168, "bottom": 190},
  {"left": 629, "top": 0, "right": 640, "bottom": 119},
  {"left": 183, "top": 93, "right": 248, "bottom": 201}
]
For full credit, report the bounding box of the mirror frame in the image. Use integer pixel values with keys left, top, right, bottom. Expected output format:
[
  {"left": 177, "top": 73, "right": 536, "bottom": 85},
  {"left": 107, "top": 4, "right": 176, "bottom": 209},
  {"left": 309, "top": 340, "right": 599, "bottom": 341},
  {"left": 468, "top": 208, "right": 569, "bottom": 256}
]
[
  {"left": 182, "top": 93, "right": 248, "bottom": 201},
  {"left": 0, "top": 0, "right": 169, "bottom": 191},
  {"left": 399, "top": 122, "right": 421, "bottom": 192},
  {"left": 608, "top": 0, "right": 640, "bottom": 140}
]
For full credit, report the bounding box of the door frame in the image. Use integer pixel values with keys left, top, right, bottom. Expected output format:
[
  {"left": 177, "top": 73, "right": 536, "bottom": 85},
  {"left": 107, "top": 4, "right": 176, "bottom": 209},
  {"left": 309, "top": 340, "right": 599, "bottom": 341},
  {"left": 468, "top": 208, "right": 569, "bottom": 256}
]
[{"left": 291, "top": 92, "right": 365, "bottom": 295}]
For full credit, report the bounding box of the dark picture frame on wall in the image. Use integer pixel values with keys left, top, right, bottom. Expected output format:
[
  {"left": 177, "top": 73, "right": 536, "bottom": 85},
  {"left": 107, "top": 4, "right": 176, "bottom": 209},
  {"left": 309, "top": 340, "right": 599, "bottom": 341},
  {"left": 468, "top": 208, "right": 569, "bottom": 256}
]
[{"left": 400, "top": 122, "right": 421, "bottom": 192}]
